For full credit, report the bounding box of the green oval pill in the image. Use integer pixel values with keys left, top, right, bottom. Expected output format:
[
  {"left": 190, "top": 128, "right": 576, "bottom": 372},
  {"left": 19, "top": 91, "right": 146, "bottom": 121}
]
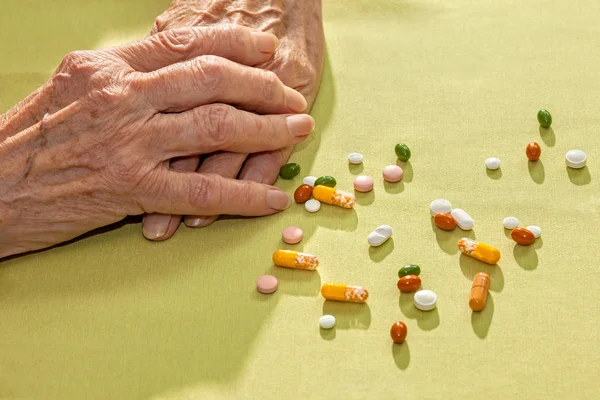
[
  {"left": 314, "top": 176, "right": 336, "bottom": 187},
  {"left": 537, "top": 109, "right": 552, "bottom": 128},
  {"left": 398, "top": 264, "right": 420, "bottom": 278},
  {"left": 279, "top": 163, "right": 301, "bottom": 179},
  {"left": 395, "top": 143, "right": 411, "bottom": 162}
]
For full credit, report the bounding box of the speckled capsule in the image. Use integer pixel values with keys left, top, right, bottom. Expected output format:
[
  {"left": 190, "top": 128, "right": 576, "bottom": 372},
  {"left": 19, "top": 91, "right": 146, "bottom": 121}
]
[
  {"left": 458, "top": 238, "right": 501, "bottom": 265},
  {"left": 272, "top": 250, "right": 319, "bottom": 270},
  {"left": 312, "top": 185, "right": 356, "bottom": 208},
  {"left": 321, "top": 283, "right": 369, "bottom": 303}
]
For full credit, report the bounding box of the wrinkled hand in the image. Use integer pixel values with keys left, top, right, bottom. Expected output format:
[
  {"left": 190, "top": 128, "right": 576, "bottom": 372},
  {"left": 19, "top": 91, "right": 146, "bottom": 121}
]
[
  {"left": 0, "top": 26, "right": 314, "bottom": 258},
  {"left": 142, "top": 0, "right": 324, "bottom": 239}
]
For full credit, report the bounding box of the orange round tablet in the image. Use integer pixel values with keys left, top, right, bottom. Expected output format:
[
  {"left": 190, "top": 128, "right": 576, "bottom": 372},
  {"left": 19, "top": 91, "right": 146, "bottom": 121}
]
[
  {"left": 390, "top": 321, "right": 407, "bottom": 344},
  {"left": 526, "top": 142, "right": 541, "bottom": 161}
]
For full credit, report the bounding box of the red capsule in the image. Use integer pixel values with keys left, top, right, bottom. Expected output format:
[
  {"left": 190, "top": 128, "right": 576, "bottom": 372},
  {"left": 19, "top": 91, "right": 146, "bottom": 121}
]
[{"left": 397, "top": 275, "right": 422, "bottom": 293}]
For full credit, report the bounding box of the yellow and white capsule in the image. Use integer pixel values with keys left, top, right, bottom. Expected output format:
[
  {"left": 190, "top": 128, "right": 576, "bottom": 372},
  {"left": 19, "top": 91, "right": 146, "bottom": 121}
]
[
  {"left": 272, "top": 250, "right": 319, "bottom": 270},
  {"left": 312, "top": 185, "right": 356, "bottom": 209},
  {"left": 458, "top": 238, "right": 501, "bottom": 265},
  {"left": 321, "top": 283, "right": 369, "bottom": 303}
]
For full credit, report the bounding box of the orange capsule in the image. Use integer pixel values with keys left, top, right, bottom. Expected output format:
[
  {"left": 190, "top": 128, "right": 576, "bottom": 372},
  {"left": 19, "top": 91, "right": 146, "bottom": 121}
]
[
  {"left": 526, "top": 142, "right": 541, "bottom": 161},
  {"left": 390, "top": 321, "right": 407, "bottom": 344},
  {"left": 272, "top": 250, "right": 319, "bottom": 270},
  {"left": 434, "top": 213, "right": 457, "bottom": 231},
  {"left": 469, "top": 272, "right": 490, "bottom": 311},
  {"left": 397, "top": 275, "right": 422, "bottom": 293},
  {"left": 321, "top": 283, "right": 368, "bottom": 303},
  {"left": 293, "top": 184, "right": 313, "bottom": 203},
  {"left": 511, "top": 228, "right": 535, "bottom": 246}
]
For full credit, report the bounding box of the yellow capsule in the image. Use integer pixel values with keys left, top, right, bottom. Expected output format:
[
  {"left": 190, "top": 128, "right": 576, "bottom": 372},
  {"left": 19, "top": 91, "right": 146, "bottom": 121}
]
[
  {"left": 321, "top": 283, "right": 369, "bottom": 303},
  {"left": 458, "top": 238, "right": 501, "bottom": 265},
  {"left": 272, "top": 250, "right": 319, "bottom": 270},
  {"left": 312, "top": 185, "right": 356, "bottom": 209}
]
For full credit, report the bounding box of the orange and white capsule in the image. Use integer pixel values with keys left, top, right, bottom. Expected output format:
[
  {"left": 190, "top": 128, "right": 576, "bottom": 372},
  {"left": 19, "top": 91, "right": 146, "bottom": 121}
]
[
  {"left": 272, "top": 250, "right": 319, "bottom": 270},
  {"left": 458, "top": 238, "right": 501, "bottom": 265},
  {"left": 321, "top": 283, "right": 369, "bottom": 303},
  {"left": 312, "top": 185, "right": 356, "bottom": 209}
]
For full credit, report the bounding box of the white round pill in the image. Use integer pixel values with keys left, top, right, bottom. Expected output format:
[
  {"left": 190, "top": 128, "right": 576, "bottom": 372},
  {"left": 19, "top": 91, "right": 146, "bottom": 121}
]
[
  {"left": 485, "top": 157, "right": 501, "bottom": 170},
  {"left": 304, "top": 199, "right": 321, "bottom": 213},
  {"left": 303, "top": 176, "right": 317, "bottom": 187},
  {"left": 565, "top": 150, "right": 587, "bottom": 169},
  {"left": 368, "top": 225, "right": 393, "bottom": 247},
  {"left": 319, "top": 315, "right": 336, "bottom": 329},
  {"left": 526, "top": 225, "right": 542, "bottom": 238},
  {"left": 414, "top": 290, "right": 437, "bottom": 311},
  {"left": 430, "top": 199, "right": 452, "bottom": 216},
  {"left": 503, "top": 216, "right": 519, "bottom": 230},
  {"left": 451, "top": 208, "right": 474, "bottom": 230},
  {"left": 348, "top": 152, "right": 364, "bottom": 164}
]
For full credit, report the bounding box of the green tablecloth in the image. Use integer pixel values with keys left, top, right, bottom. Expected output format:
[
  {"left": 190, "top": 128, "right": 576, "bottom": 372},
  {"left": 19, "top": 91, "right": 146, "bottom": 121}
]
[{"left": 2, "top": 1, "right": 599, "bottom": 399}]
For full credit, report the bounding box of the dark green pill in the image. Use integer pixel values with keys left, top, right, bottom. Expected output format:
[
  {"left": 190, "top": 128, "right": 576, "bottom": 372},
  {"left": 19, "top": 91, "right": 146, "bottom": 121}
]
[
  {"left": 314, "top": 176, "right": 336, "bottom": 187},
  {"left": 395, "top": 143, "right": 411, "bottom": 162},
  {"left": 279, "top": 163, "right": 301, "bottom": 179},
  {"left": 537, "top": 109, "right": 552, "bottom": 128},
  {"left": 398, "top": 264, "right": 421, "bottom": 278}
]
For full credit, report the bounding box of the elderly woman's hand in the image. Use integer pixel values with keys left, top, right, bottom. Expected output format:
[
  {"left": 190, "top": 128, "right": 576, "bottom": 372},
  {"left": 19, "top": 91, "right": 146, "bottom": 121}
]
[
  {"left": 142, "top": 0, "right": 324, "bottom": 240},
  {"left": 0, "top": 26, "right": 314, "bottom": 258}
]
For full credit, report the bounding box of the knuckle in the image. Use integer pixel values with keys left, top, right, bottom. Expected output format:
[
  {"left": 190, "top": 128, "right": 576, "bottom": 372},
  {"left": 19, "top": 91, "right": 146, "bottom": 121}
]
[
  {"left": 201, "top": 104, "right": 236, "bottom": 144},
  {"left": 189, "top": 175, "right": 220, "bottom": 210},
  {"left": 194, "top": 55, "right": 226, "bottom": 93},
  {"left": 153, "top": 28, "right": 195, "bottom": 56},
  {"left": 260, "top": 70, "right": 281, "bottom": 101},
  {"left": 56, "top": 50, "right": 96, "bottom": 77}
]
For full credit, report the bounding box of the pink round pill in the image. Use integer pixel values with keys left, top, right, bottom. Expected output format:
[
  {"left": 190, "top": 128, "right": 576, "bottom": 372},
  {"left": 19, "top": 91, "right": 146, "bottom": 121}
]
[
  {"left": 256, "top": 275, "right": 278, "bottom": 294},
  {"left": 282, "top": 226, "right": 303, "bottom": 244},
  {"left": 354, "top": 175, "right": 374, "bottom": 192},
  {"left": 383, "top": 165, "right": 404, "bottom": 183}
]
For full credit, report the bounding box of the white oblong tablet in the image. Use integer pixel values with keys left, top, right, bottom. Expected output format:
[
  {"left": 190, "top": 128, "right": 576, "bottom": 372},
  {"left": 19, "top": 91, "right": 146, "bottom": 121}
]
[
  {"left": 303, "top": 176, "right": 317, "bottom": 187},
  {"left": 526, "top": 225, "right": 542, "bottom": 238},
  {"left": 565, "top": 150, "right": 587, "bottom": 169},
  {"left": 503, "top": 216, "right": 519, "bottom": 230},
  {"left": 430, "top": 199, "right": 452, "bottom": 216},
  {"left": 368, "top": 225, "right": 393, "bottom": 247},
  {"left": 348, "top": 152, "right": 364, "bottom": 164},
  {"left": 451, "top": 208, "right": 474, "bottom": 230},
  {"left": 414, "top": 290, "right": 437, "bottom": 311},
  {"left": 485, "top": 157, "right": 501, "bottom": 170},
  {"left": 305, "top": 199, "right": 321, "bottom": 213},
  {"left": 319, "top": 315, "right": 336, "bottom": 329}
]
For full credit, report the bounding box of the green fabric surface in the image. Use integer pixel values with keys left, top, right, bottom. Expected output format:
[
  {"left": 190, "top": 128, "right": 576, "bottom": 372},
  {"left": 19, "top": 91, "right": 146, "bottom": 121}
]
[{"left": 1, "top": 1, "right": 600, "bottom": 399}]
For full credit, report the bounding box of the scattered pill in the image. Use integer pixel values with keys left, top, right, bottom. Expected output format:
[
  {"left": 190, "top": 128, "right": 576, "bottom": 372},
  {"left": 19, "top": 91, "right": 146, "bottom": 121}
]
[
  {"left": 390, "top": 321, "right": 407, "bottom": 344},
  {"left": 303, "top": 176, "right": 317, "bottom": 187},
  {"left": 430, "top": 199, "right": 452, "bottom": 216},
  {"left": 394, "top": 143, "right": 411, "bottom": 162},
  {"left": 565, "top": 150, "right": 587, "bottom": 169},
  {"left": 485, "top": 157, "right": 501, "bottom": 170},
  {"left": 434, "top": 213, "right": 457, "bottom": 231},
  {"left": 293, "top": 184, "right": 313, "bottom": 203},
  {"left": 314, "top": 176, "right": 337, "bottom": 188},
  {"left": 256, "top": 275, "right": 278, "bottom": 294},
  {"left": 321, "top": 283, "right": 369, "bottom": 303},
  {"left": 312, "top": 185, "right": 356, "bottom": 208},
  {"left": 279, "top": 163, "right": 301, "bottom": 179},
  {"left": 348, "top": 152, "right": 364, "bottom": 164},
  {"left": 414, "top": 290, "right": 437, "bottom": 311},
  {"left": 354, "top": 175, "right": 374, "bottom": 192},
  {"left": 319, "top": 315, "right": 336, "bottom": 329},
  {"left": 398, "top": 264, "right": 421, "bottom": 278},
  {"left": 273, "top": 250, "right": 319, "bottom": 270},
  {"left": 282, "top": 226, "right": 303, "bottom": 244},
  {"left": 458, "top": 238, "right": 501, "bottom": 265},
  {"left": 469, "top": 272, "right": 490, "bottom": 311},
  {"left": 537, "top": 109, "right": 552, "bottom": 128},
  {"left": 511, "top": 227, "right": 535, "bottom": 246},
  {"left": 526, "top": 225, "right": 542, "bottom": 239},
  {"left": 451, "top": 208, "right": 474, "bottom": 230},
  {"left": 368, "top": 225, "right": 393, "bottom": 247},
  {"left": 304, "top": 199, "right": 321, "bottom": 213},
  {"left": 526, "top": 142, "right": 541, "bottom": 161},
  {"left": 383, "top": 165, "right": 403, "bottom": 182},
  {"left": 397, "top": 275, "right": 422, "bottom": 293},
  {"left": 503, "top": 216, "right": 519, "bottom": 230}
]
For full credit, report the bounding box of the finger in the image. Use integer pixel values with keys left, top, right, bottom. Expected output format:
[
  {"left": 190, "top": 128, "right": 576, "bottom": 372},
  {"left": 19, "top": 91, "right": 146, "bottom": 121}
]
[
  {"left": 141, "top": 55, "right": 307, "bottom": 114},
  {"left": 142, "top": 156, "right": 200, "bottom": 240},
  {"left": 113, "top": 25, "right": 278, "bottom": 72},
  {"left": 183, "top": 152, "right": 247, "bottom": 228},
  {"left": 239, "top": 147, "right": 295, "bottom": 185},
  {"left": 153, "top": 104, "right": 314, "bottom": 159},
  {"left": 140, "top": 170, "right": 292, "bottom": 217}
]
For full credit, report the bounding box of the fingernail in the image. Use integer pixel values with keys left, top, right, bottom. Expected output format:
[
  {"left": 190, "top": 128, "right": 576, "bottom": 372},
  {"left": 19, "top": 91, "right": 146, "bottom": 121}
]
[
  {"left": 251, "top": 31, "right": 278, "bottom": 54},
  {"left": 142, "top": 213, "right": 171, "bottom": 240},
  {"left": 285, "top": 87, "right": 308, "bottom": 113},
  {"left": 287, "top": 114, "right": 315, "bottom": 137},
  {"left": 184, "top": 216, "right": 216, "bottom": 228},
  {"left": 241, "top": 170, "right": 265, "bottom": 183},
  {"left": 267, "top": 190, "right": 292, "bottom": 211}
]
